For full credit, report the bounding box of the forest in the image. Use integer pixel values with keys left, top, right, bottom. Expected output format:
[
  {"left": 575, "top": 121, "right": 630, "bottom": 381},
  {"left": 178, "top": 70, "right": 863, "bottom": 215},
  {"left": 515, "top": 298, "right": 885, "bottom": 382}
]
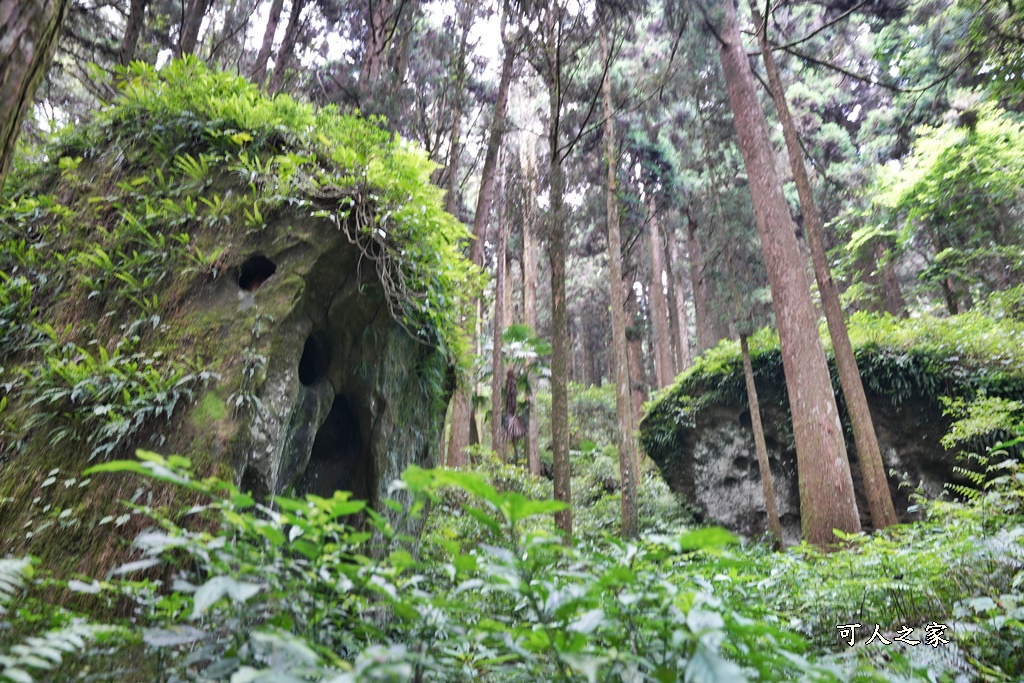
[{"left": 1, "top": 0, "right": 1024, "bottom": 679}]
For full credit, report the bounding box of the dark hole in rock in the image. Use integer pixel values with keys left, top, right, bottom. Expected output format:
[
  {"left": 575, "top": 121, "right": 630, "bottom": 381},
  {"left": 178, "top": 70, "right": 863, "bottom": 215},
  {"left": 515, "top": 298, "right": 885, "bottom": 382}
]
[
  {"left": 299, "top": 331, "right": 332, "bottom": 385},
  {"left": 297, "top": 395, "right": 373, "bottom": 505},
  {"left": 239, "top": 465, "right": 266, "bottom": 502},
  {"left": 738, "top": 410, "right": 752, "bottom": 429},
  {"left": 732, "top": 456, "right": 748, "bottom": 470},
  {"left": 238, "top": 254, "right": 277, "bottom": 291},
  {"left": 723, "top": 476, "right": 739, "bottom": 487}
]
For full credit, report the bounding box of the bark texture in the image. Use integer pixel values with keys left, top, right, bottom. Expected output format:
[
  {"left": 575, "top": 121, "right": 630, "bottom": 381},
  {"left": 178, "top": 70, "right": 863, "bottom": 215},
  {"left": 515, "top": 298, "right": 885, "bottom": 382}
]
[
  {"left": 626, "top": 286, "right": 646, "bottom": 427},
  {"left": 877, "top": 243, "right": 907, "bottom": 318},
  {"left": 716, "top": 0, "right": 860, "bottom": 545},
  {"left": 752, "top": 5, "right": 897, "bottom": 530},
  {"left": 522, "top": 155, "right": 541, "bottom": 475},
  {"left": 686, "top": 210, "right": 722, "bottom": 352},
  {"left": 118, "top": 0, "right": 148, "bottom": 66},
  {"left": 602, "top": 29, "right": 639, "bottom": 538},
  {"left": 668, "top": 234, "right": 692, "bottom": 372},
  {"left": 647, "top": 196, "right": 674, "bottom": 388},
  {"left": 250, "top": 0, "right": 285, "bottom": 83},
  {"left": 491, "top": 178, "right": 507, "bottom": 462},
  {"left": 268, "top": 0, "right": 306, "bottom": 95},
  {"left": 178, "top": 0, "right": 212, "bottom": 56},
  {"left": 0, "top": 0, "right": 69, "bottom": 186},
  {"left": 741, "top": 334, "right": 783, "bottom": 543},
  {"left": 549, "top": 109, "right": 572, "bottom": 537},
  {"left": 446, "top": 40, "right": 516, "bottom": 467}
]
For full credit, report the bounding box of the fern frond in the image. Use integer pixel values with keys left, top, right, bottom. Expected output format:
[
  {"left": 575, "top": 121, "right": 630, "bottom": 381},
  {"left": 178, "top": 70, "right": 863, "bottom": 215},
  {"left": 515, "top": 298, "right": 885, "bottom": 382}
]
[
  {"left": 0, "top": 557, "right": 33, "bottom": 614},
  {"left": 0, "top": 622, "right": 116, "bottom": 682}
]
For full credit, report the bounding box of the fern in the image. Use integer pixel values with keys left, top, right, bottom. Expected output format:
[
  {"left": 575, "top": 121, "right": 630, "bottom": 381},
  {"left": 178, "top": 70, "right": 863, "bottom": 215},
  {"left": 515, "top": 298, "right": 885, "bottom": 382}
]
[
  {"left": 0, "top": 558, "right": 33, "bottom": 615},
  {"left": 0, "top": 623, "right": 116, "bottom": 683}
]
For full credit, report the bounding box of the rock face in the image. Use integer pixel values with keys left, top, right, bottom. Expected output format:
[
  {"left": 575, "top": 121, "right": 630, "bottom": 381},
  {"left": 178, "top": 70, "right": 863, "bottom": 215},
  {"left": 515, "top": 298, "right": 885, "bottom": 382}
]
[
  {"left": 0, "top": 62, "right": 466, "bottom": 576},
  {"left": 640, "top": 328, "right": 1024, "bottom": 544},
  {"left": 651, "top": 382, "right": 954, "bottom": 545},
  {"left": 215, "top": 225, "right": 450, "bottom": 513}
]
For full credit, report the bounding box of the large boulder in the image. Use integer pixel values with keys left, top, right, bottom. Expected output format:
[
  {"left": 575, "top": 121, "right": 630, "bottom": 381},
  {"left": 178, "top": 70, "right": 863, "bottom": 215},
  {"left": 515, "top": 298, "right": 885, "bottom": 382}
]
[
  {"left": 0, "top": 60, "right": 473, "bottom": 576},
  {"left": 640, "top": 316, "right": 1024, "bottom": 544}
]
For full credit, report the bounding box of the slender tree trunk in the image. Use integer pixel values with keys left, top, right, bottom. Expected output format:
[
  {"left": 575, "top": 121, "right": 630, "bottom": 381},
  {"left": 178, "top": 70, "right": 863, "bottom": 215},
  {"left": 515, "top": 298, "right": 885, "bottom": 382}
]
[
  {"left": 669, "top": 234, "right": 692, "bottom": 372},
  {"left": 664, "top": 236, "right": 683, "bottom": 372},
  {"left": 491, "top": 168, "right": 508, "bottom": 462},
  {"left": 268, "top": 0, "right": 306, "bottom": 95},
  {"left": 522, "top": 159, "right": 541, "bottom": 476},
  {"left": 876, "top": 243, "right": 907, "bottom": 318},
  {"left": 602, "top": 30, "right": 639, "bottom": 537},
  {"left": 626, "top": 284, "right": 645, "bottom": 427},
  {"left": 446, "top": 39, "right": 516, "bottom": 467},
  {"left": 118, "top": 0, "right": 148, "bottom": 66},
  {"left": 717, "top": 0, "right": 860, "bottom": 546},
  {"left": 250, "top": 0, "right": 285, "bottom": 83},
  {"left": 0, "top": 0, "right": 69, "bottom": 186},
  {"left": 503, "top": 255, "right": 514, "bottom": 331},
  {"left": 360, "top": 0, "right": 391, "bottom": 88},
  {"left": 443, "top": 4, "right": 473, "bottom": 215},
  {"left": 741, "top": 334, "right": 783, "bottom": 544},
  {"left": 547, "top": 80, "right": 572, "bottom": 539},
  {"left": 752, "top": 4, "right": 897, "bottom": 530},
  {"left": 686, "top": 210, "right": 717, "bottom": 353},
  {"left": 178, "top": 0, "right": 212, "bottom": 56},
  {"left": 647, "top": 196, "right": 674, "bottom": 388}
]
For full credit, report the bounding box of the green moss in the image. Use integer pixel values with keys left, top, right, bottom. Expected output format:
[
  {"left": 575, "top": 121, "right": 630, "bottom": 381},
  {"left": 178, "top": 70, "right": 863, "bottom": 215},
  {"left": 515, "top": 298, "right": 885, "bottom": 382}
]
[
  {"left": 640, "top": 312, "right": 1024, "bottom": 464},
  {"left": 0, "top": 57, "right": 468, "bottom": 581},
  {"left": 192, "top": 391, "right": 228, "bottom": 426}
]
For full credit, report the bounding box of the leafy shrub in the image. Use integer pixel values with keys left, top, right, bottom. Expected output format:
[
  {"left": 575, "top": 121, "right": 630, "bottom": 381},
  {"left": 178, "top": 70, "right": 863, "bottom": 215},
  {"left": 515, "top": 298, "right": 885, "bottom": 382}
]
[{"left": 20, "top": 344, "right": 217, "bottom": 460}]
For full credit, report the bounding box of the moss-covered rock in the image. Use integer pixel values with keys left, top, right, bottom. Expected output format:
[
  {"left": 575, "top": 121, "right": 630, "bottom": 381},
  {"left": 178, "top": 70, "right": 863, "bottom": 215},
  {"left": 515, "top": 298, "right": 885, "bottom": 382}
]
[
  {"left": 639, "top": 313, "right": 1024, "bottom": 542},
  {"left": 0, "top": 59, "right": 476, "bottom": 578}
]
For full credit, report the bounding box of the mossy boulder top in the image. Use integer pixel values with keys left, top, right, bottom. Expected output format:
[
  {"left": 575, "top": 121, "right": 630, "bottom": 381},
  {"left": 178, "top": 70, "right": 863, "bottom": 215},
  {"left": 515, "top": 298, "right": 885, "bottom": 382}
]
[
  {"left": 639, "top": 313, "right": 1024, "bottom": 542},
  {"left": 0, "top": 59, "right": 478, "bottom": 577}
]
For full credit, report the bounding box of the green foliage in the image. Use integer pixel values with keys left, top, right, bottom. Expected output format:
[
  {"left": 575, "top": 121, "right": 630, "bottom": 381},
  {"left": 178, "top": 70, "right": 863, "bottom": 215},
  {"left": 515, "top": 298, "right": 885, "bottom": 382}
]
[
  {"left": 5, "top": 434, "right": 1024, "bottom": 681},
  {"left": 641, "top": 312, "right": 1024, "bottom": 465},
  {"left": 873, "top": 105, "right": 1024, "bottom": 299},
  {"left": 20, "top": 344, "right": 217, "bottom": 460},
  {"left": 72, "top": 57, "right": 480, "bottom": 361}
]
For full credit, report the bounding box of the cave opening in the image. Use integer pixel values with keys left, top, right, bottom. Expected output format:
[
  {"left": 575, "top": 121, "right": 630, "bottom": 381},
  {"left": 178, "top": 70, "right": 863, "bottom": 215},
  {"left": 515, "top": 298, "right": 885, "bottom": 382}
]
[
  {"left": 299, "top": 330, "right": 332, "bottom": 385},
  {"left": 297, "top": 394, "right": 374, "bottom": 505},
  {"left": 238, "top": 254, "right": 277, "bottom": 291}
]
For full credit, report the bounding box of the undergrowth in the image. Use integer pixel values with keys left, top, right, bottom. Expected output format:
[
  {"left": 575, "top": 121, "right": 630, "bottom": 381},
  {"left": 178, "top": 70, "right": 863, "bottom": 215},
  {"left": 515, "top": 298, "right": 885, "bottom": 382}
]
[{"left": 2, "top": 434, "right": 1023, "bottom": 682}]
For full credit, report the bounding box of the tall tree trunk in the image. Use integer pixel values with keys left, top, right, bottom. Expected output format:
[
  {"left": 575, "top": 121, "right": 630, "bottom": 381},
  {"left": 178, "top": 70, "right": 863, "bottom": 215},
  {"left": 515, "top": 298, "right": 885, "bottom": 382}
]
[
  {"left": 0, "top": 0, "right": 69, "bottom": 186},
  {"left": 443, "top": 3, "right": 473, "bottom": 214},
  {"left": 118, "top": 0, "right": 148, "bottom": 66},
  {"left": 522, "top": 157, "right": 541, "bottom": 476},
  {"left": 549, "top": 148, "right": 572, "bottom": 538},
  {"left": 602, "top": 30, "right": 639, "bottom": 538},
  {"left": 664, "top": 234, "right": 683, "bottom": 373},
  {"left": 716, "top": 0, "right": 860, "bottom": 546},
  {"left": 360, "top": 0, "right": 393, "bottom": 94},
  {"left": 626, "top": 284, "right": 645, "bottom": 427},
  {"left": 876, "top": 243, "right": 907, "bottom": 318},
  {"left": 178, "top": 0, "right": 212, "bottom": 56},
  {"left": 741, "top": 334, "right": 783, "bottom": 544},
  {"left": 547, "top": 70, "right": 572, "bottom": 538},
  {"left": 491, "top": 169, "right": 508, "bottom": 462},
  {"left": 668, "top": 234, "right": 692, "bottom": 372},
  {"left": 268, "top": 0, "right": 306, "bottom": 95},
  {"left": 446, "top": 39, "right": 516, "bottom": 467},
  {"left": 685, "top": 210, "right": 717, "bottom": 353},
  {"left": 752, "top": 4, "right": 897, "bottom": 531},
  {"left": 647, "top": 196, "right": 674, "bottom": 388},
  {"left": 250, "top": 0, "right": 285, "bottom": 83}
]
